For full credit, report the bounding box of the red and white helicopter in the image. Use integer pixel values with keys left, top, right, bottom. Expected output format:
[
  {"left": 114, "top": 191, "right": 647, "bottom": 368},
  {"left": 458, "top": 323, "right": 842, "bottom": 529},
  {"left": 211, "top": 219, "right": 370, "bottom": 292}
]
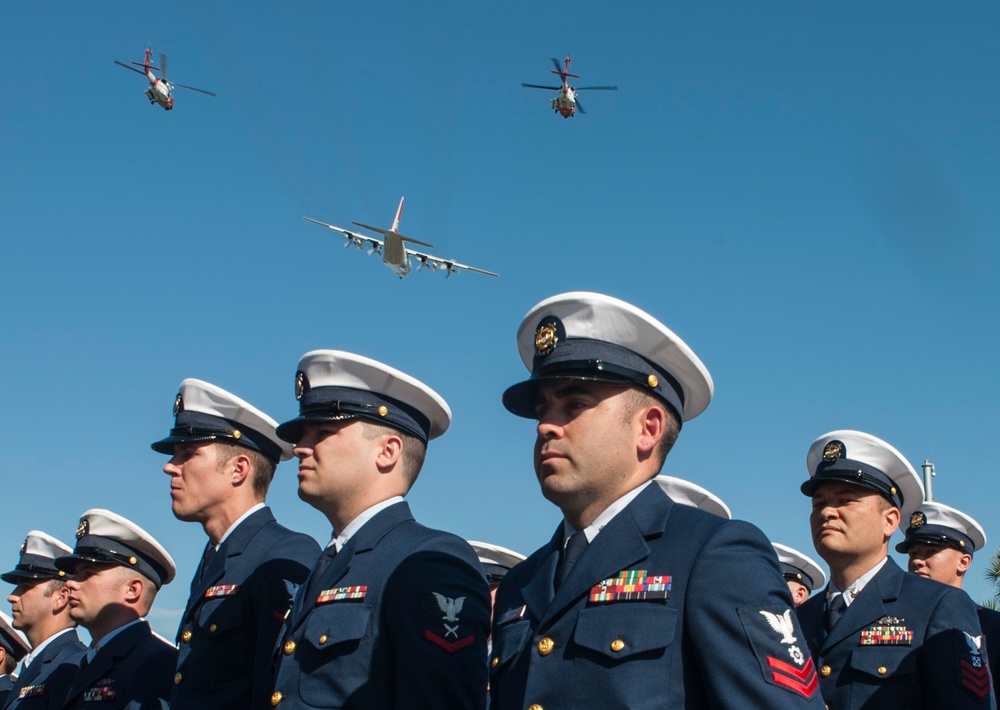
[
  {"left": 114, "top": 48, "right": 216, "bottom": 110},
  {"left": 304, "top": 198, "right": 498, "bottom": 279},
  {"left": 522, "top": 57, "right": 617, "bottom": 118}
]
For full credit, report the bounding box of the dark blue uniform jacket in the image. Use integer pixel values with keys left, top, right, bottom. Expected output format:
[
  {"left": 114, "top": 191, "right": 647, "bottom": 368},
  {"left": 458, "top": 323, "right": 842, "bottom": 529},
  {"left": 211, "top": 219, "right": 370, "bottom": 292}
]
[
  {"left": 798, "top": 558, "right": 995, "bottom": 709},
  {"left": 490, "top": 483, "right": 826, "bottom": 709},
  {"left": 171, "top": 507, "right": 320, "bottom": 710},
  {"left": 272, "top": 501, "right": 491, "bottom": 709},
  {"left": 60, "top": 621, "right": 177, "bottom": 709},
  {"left": 3, "top": 629, "right": 85, "bottom": 710}
]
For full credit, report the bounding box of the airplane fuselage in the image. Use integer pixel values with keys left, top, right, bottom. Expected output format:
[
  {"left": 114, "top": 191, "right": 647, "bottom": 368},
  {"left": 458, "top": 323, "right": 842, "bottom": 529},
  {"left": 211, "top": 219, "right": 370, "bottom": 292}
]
[{"left": 382, "top": 234, "right": 411, "bottom": 278}]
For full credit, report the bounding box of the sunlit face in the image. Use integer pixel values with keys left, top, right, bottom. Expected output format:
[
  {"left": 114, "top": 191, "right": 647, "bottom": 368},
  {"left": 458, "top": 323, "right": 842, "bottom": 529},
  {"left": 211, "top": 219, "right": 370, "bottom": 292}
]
[
  {"left": 907, "top": 542, "right": 970, "bottom": 587},
  {"left": 292, "top": 420, "right": 377, "bottom": 509},
  {"left": 163, "top": 442, "right": 231, "bottom": 523},
  {"left": 7, "top": 578, "right": 61, "bottom": 632},
  {"left": 809, "top": 482, "right": 897, "bottom": 564},
  {"left": 532, "top": 381, "right": 639, "bottom": 512},
  {"left": 64, "top": 562, "right": 125, "bottom": 629}
]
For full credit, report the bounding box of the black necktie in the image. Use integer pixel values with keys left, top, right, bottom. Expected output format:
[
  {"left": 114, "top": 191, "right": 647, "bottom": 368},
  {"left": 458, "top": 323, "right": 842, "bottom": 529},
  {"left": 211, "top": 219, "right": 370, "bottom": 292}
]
[
  {"left": 198, "top": 544, "right": 217, "bottom": 585},
  {"left": 306, "top": 545, "right": 338, "bottom": 600},
  {"left": 554, "top": 532, "right": 587, "bottom": 592},
  {"left": 826, "top": 593, "right": 847, "bottom": 631}
]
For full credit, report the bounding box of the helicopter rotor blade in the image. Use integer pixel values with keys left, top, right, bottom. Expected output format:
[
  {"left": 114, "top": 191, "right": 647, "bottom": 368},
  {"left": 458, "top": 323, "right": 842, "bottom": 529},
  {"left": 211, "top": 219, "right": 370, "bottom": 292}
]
[
  {"left": 160, "top": 54, "right": 168, "bottom": 80},
  {"left": 575, "top": 97, "right": 586, "bottom": 115},
  {"left": 521, "top": 83, "right": 560, "bottom": 91},
  {"left": 171, "top": 83, "right": 217, "bottom": 97},
  {"left": 550, "top": 57, "right": 564, "bottom": 74},
  {"left": 115, "top": 60, "right": 147, "bottom": 75}
]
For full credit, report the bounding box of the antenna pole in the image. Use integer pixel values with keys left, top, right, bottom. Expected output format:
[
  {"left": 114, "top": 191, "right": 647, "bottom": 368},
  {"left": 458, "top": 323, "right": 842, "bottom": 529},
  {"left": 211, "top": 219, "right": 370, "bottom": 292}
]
[{"left": 921, "top": 460, "right": 936, "bottom": 501}]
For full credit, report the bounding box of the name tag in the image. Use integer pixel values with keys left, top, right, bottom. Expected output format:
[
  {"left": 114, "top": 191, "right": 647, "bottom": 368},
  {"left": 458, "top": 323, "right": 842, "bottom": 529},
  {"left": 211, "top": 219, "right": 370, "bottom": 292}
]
[
  {"left": 860, "top": 625, "right": 913, "bottom": 645},
  {"left": 204, "top": 584, "right": 239, "bottom": 598},
  {"left": 590, "top": 571, "right": 671, "bottom": 603},
  {"left": 317, "top": 585, "right": 368, "bottom": 603},
  {"left": 498, "top": 605, "right": 526, "bottom": 625}
]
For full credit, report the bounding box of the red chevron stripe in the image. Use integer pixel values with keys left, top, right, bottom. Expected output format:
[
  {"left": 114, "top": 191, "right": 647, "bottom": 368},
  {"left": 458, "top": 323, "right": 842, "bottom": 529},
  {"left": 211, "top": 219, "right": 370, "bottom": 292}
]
[
  {"left": 960, "top": 660, "right": 991, "bottom": 699},
  {"left": 767, "top": 657, "right": 818, "bottom": 698},
  {"left": 768, "top": 656, "right": 816, "bottom": 681},
  {"left": 423, "top": 630, "right": 474, "bottom": 653}
]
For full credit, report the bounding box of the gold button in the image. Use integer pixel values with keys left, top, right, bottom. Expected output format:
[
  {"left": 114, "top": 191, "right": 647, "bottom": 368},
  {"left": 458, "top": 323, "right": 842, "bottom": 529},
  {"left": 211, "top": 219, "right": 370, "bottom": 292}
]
[
  {"left": 319, "top": 634, "right": 328, "bottom": 645},
  {"left": 491, "top": 657, "right": 499, "bottom": 668},
  {"left": 181, "top": 630, "right": 192, "bottom": 643},
  {"left": 209, "top": 624, "right": 217, "bottom": 633},
  {"left": 610, "top": 639, "right": 625, "bottom": 652},
  {"left": 173, "top": 672, "right": 182, "bottom": 685},
  {"left": 877, "top": 666, "right": 887, "bottom": 675},
  {"left": 271, "top": 691, "right": 282, "bottom": 706},
  {"left": 537, "top": 637, "right": 554, "bottom": 656},
  {"left": 529, "top": 705, "right": 543, "bottom": 710},
  {"left": 820, "top": 665, "right": 832, "bottom": 677},
  {"left": 283, "top": 640, "right": 296, "bottom": 655}
]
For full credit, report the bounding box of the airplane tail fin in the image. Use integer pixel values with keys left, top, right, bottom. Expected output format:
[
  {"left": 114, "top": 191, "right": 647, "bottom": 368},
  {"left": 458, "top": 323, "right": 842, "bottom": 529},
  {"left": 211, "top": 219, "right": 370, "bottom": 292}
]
[{"left": 391, "top": 197, "right": 404, "bottom": 234}]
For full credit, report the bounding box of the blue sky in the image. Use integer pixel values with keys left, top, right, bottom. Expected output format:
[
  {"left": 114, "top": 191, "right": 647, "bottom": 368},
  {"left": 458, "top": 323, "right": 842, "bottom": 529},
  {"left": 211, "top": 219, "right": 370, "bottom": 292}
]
[{"left": 2, "top": 3, "right": 999, "bottom": 637}]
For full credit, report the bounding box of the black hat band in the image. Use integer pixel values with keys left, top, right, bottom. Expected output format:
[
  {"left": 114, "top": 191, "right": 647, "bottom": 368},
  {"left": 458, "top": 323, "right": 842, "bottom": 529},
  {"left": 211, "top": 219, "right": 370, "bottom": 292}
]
[
  {"left": 801, "top": 457, "right": 904, "bottom": 509},
  {"left": 900, "top": 524, "right": 974, "bottom": 553},
  {"left": 151, "top": 410, "right": 283, "bottom": 462},
  {"left": 57, "top": 536, "right": 169, "bottom": 589},
  {"left": 779, "top": 563, "right": 815, "bottom": 591}
]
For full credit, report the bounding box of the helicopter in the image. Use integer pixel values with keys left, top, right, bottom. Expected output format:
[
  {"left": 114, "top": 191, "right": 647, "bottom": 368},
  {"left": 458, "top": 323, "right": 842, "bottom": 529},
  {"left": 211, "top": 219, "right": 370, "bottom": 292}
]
[
  {"left": 114, "top": 48, "right": 216, "bottom": 110},
  {"left": 521, "top": 56, "right": 617, "bottom": 118}
]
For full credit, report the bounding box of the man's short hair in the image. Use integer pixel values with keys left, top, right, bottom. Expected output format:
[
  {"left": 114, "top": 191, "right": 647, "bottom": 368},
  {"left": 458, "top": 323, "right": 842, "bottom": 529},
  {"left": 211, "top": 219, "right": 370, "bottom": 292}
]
[
  {"left": 621, "top": 388, "right": 681, "bottom": 470},
  {"left": 214, "top": 443, "right": 277, "bottom": 499},
  {"left": 359, "top": 420, "right": 427, "bottom": 487},
  {"left": 44, "top": 578, "right": 67, "bottom": 596}
]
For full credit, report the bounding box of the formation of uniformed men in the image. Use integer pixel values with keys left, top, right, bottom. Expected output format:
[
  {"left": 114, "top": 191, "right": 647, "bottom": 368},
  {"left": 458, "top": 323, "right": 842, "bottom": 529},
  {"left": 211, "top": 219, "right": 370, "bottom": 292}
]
[{"left": 1, "top": 290, "right": 997, "bottom": 709}]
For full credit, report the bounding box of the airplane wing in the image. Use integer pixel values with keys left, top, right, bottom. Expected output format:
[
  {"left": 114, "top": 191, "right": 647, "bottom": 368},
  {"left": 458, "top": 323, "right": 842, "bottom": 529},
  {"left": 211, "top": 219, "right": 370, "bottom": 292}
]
[
  {"left": 406, "top": 247, "right": 499, "bottom": 278},
  {"left": 304, "top": 217, "right": 385, "bottom": 254}
]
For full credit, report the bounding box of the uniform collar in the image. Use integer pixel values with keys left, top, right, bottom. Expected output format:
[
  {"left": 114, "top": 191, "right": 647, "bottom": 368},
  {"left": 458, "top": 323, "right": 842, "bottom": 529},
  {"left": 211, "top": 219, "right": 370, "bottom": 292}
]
[
  {"left": 215, "top": 503, "right": 267, "bottom": 548},
  {"left": 563, "top": 481, "right": 652, "bottom": 544},
  {"left": 21, "top": 627, "right": 78, "bottom": 668},
  {"left": 333, "top": 496, "right": 404, "bottom": 552},
  {"left": 829, "top": 556, "right": 888, "bottom": 607},
  {"left": 87, "top": 617, "right": 144, "bottom": 660}
]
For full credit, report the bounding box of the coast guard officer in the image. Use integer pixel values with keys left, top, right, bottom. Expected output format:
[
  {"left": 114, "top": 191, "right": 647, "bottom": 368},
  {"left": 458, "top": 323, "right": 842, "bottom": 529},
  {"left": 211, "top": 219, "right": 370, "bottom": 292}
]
[
  {"left": 772, "top": 543, "right": 827, "bottom": 607},
  {"left": 0, "top": 613, "right": 29, "bottom": 705},
  {"left": 896, "top": 500, "right": 1000, "bottom": 692},
  {"left": 490, "top": 292, "right": 824, "bottom": 709},
  {"left": 797, "top": 430, "right": 994, "bottom": 709},
  {"left": 271, "top": 350, "right": 491, "bottom": 709},
  {"left": 152, "top": 378, "right": 320, "bottom": 709},
  {"left": 56, "top": 509, "right": 179, "bottom": 709},
  {"left": 2, "top": 531, "right": 86, "bottom": 710}
]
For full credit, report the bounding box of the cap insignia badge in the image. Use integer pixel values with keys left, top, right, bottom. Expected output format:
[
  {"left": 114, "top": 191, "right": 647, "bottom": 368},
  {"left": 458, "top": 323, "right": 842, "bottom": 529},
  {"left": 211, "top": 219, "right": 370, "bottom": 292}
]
[
  {"left": 823, "top": 442, "right": 842, "bottom": 462},
  {"left": 535, "top": 323, "right": 558, "bottom": 356},
  {"left": 173, "top": 393, "right": 183, "bottom": 417},
  {"left": 295, "top": 371, "right": 307, "bottom": 400},
  {"left": 76, "top": 519, "right": 89, "bottom": 540}
]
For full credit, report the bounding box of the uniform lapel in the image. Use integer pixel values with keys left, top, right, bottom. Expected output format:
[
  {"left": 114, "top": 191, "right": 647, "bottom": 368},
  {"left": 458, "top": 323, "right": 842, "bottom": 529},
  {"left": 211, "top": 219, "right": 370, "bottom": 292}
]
[
  {"left": 520, "top": 529, "right": 561, "bottom": 621},
  {"left": 822, "top": 559, "right": 900, "bottom": 652},
  {"left": 538, "top": 484, "right": 666, "bottom": 628},
  {"left": 289, "top": 502, "right": 414, "bottom": 630},
  {"left": 182, "top": 507, "right": 274, "bottom": 627},
  {"left": 64, "top": 622, "right": 147, "bottom": 704}
]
